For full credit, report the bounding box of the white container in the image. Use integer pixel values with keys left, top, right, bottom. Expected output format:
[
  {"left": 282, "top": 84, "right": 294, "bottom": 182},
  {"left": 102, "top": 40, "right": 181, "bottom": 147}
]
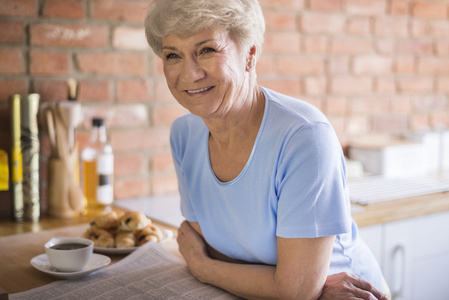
[
  {"left": 348, "top": 139, "right": 426, "bottom": 178},
  {"left": 441, "top": 130, "right": 449, "bottom": 171}
]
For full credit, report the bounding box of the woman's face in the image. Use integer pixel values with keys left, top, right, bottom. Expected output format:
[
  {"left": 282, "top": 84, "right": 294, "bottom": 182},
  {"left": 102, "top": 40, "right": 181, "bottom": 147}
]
[{"left": 161, "top": 29, "right": 249, "bottom": 120}]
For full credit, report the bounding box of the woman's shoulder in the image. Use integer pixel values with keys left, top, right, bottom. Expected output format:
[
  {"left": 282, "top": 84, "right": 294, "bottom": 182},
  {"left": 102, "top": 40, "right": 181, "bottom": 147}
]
[{"left": 260, "top": 86, "right": 328, "bottom": 125}]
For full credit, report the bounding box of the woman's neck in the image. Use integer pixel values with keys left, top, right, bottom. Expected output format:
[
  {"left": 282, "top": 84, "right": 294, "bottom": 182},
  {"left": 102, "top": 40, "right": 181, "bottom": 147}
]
[{"left": 205, "top": 86, "right": 265, "bottom": 147}]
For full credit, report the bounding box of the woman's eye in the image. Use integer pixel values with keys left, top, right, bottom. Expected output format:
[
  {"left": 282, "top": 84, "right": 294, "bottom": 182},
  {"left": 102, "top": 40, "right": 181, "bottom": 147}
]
[
  {"left": 165, "top": 53, "right": 179, "bottom": 60},
  {"left": 200, "top": 47, "right": 215, "bottom": 55}
]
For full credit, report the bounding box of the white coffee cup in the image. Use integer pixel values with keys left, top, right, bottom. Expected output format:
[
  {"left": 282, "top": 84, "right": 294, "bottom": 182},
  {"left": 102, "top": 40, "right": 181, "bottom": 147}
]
[{"left": 45, "top": 237, "right": 94, "bottom": 272}]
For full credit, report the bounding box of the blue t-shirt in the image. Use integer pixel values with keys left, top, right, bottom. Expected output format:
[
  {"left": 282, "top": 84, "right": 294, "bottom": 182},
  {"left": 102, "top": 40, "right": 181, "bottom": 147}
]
[{"left": 170, "top": 87, "right": 383, "bottom": 289}]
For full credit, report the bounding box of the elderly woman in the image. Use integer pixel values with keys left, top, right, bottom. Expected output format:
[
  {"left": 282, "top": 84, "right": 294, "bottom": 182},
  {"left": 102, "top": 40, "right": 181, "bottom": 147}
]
[{"left": 145, "top": 0, "right": 388, "bottom": 299}]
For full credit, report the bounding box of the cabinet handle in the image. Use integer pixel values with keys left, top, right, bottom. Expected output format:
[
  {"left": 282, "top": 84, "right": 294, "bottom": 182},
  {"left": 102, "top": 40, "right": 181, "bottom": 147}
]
[{"left": 391, "top": 243, "right": 406, "bottom": 299}]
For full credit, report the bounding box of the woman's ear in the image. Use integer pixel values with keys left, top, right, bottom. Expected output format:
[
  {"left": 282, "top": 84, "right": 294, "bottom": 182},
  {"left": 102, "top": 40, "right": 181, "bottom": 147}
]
[{"left": 246, "top": 45, "right": 257, "bottom": 71}]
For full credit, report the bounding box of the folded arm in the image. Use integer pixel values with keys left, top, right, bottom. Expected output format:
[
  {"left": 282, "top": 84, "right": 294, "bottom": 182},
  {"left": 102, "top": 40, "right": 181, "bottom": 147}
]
[{"left": 177, "top": 221, "right": 334, "bottom": 300}]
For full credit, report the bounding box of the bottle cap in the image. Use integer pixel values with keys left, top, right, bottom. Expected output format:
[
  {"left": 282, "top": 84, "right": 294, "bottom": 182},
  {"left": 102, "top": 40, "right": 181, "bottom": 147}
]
[{"left": 92, "top": 118, "right": 104, "bottom": 127}]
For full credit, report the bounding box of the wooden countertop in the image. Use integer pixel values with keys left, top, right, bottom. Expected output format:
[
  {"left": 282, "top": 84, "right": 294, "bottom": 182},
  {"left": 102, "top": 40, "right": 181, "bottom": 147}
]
[
  {"left": 0, "top": 191, "right": 448, "bottom": 297},
  {"left": 352, "top": 191, "right": 449, "bottom": 227}
]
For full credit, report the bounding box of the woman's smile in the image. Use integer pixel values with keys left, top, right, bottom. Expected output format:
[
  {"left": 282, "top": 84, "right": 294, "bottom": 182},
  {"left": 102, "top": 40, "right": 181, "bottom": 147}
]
[{"left": 186, "top": 86, "right": 214, "bottom": 95}]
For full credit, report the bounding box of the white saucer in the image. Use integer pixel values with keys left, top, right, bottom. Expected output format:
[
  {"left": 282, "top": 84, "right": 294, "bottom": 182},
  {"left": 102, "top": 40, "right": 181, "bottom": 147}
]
[
  {"left": 93, "top": 228, "right": 174, "bottom": 255},
  {"left": 30, "top": 253, "right": 111, "bottom": 279}
]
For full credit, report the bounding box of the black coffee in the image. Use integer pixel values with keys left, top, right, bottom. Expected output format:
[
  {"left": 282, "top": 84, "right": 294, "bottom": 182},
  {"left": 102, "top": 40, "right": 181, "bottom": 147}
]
[{"left": 50, "top": 243, "right": 88, "bottom": 250}]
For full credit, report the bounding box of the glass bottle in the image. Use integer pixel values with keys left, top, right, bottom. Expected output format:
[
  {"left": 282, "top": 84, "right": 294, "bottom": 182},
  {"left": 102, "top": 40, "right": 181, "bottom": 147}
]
[{"left": 81, "top": 118, "right": 114, "bottom": 208}]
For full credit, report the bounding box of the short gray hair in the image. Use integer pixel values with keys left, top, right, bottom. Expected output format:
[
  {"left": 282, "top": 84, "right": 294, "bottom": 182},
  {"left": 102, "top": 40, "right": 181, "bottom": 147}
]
[{"left": 145, "top": 0, "right": 265, "bottom": 60}]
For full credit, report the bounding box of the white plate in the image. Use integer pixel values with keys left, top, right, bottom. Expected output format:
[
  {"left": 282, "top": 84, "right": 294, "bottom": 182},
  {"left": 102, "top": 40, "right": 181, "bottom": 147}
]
[
  {"left": 93, "top": 228, "right": 174, "bottom": 255},
  {"left": 30, "top": 253, "right": 111, "bottom": 279}
]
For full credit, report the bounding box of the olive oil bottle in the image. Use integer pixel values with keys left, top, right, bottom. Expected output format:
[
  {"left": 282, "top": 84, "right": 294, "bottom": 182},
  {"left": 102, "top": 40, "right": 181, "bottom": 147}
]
[{"left": 81, "top": 118, "right": 114, "bottom": 208}]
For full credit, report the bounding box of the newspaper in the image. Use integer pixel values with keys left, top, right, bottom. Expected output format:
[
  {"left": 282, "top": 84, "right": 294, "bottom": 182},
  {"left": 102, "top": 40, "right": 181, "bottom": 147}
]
[{"left": 10, "top": 242, "right": 239, "bottom": 300}]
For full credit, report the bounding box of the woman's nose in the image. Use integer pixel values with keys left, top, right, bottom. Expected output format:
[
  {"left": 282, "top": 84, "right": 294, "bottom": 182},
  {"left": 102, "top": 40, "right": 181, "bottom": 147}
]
[{"left": 180, "top": 58, "right": 205, "bottom": 82}]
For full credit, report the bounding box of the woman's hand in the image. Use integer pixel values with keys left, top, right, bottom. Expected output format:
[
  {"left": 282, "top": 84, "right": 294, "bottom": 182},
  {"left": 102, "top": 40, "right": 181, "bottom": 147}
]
[
  {"left": 177, "top": 221, "right": 209, "bottom": 280},
  {"left": 319, "top": 272, "right": 388, "bottom": 300}
]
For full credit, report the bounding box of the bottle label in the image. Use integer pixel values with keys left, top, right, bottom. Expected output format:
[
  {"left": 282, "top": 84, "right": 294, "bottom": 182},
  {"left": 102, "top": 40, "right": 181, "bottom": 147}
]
[{"left": 96, "top": 153, "right": 114, "bottom": 204}]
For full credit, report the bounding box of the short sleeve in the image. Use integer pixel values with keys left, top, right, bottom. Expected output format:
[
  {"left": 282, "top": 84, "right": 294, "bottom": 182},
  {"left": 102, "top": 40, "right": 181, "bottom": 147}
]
[
  {"left": 275, "top": 122, "right": 351, "bottom": 238},
  {"left": 170, "top": 118, "right": 198, "bottom": 223}
]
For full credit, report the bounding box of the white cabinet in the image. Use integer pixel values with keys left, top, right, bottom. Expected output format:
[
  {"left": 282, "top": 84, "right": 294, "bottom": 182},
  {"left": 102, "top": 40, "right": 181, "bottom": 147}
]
[{"left": 358, "top": 210, "right": 449, "bottom": 300}]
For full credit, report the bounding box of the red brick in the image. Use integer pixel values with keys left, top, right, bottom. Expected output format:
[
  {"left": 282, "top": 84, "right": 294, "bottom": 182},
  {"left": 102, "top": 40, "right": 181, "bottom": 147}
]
[
  {"left": 300, "top": 13, "right": 345, "bottom": 35},
  {"left": 376, "top": 78, "right": 396, "bottom": 93},
  {"left": 397, "top": 77, "right": 433, "bottom": 93},
  {"left": 430, "top": 111, "right": 449, "bottom": 128},
  {"left": 76, "top": 52, "right": 147, "bottom": 75},
  {"left": 0, "top": 49, "right": 24, "bottom": 75},
  {"left": 437, "top": 41, "right": 449, "bottom": 55},
  {"left": 304, "top": 77, "right": 327, "bottom": 95},
  {"left": 418, "top": 58, "right": 449, "bottom": 74},
  {"left": 330, "top": 38, "right": 373, "bottom": 54},
  {"left": 42, "top": 0, "right": 85, "bottom": 19},
  {"left": 303, "top": 36, "right": 328, "bottom": 54},
  {"left": 30, "top": 50, "right": 70, "bottom": 75},
  {"left": 263, "top": 11, "right": 296, "bottom": 31},
  {"left": 347, "top": 17, "right": 371, "bottom": 36},
  {"left": 32, "top": 79, "right": 68, "bottom": 102},
  {"left": 257, "top": 79, "right": 302, "bottom": 97},
  {"left": 412, "top": 2, "right": 447, "bottom": 19},
  {"left": 259, "top": 0, "right": 304, "bottom": 10},
  {"left": 353, "top": 55, "right": 392, "bottom": 74},
  {"left": 150, "top": 173, "right": 178, "bottom": 195},
  {"left": 255, "top": 55, "right": 275, "bottom": 75},
  {"left": 116, "top": 79, "right": 152, "bottom": 103},
  {"left": 375, "top": 38, "right": 395, "bottom": 54},
  {"left": 81, "top": 104, "right": 149, "bottom": 128},
  {"left": 349, "top": 96, "right": 386, "bottom": 114},
  {"left": 0, "top": 21, "right": 24, "bottom": 44},
  {"left": 394, "top": 57, "right": 415, "bottom": 74},
  {"left": 151, "top": 151, "right": 174, "bottom": 172},
  {"left": 0, "top": 0, "right": 37, "bottom": 17},
  {"left": 324, "top": 96, "right": 347, "bottom": 115},
  {"left": 409, "top": 114, "right": 430, "bottom": 131},
  {"left": 154, "top": 80, "right": 177, "bottom": 103},
  {"left": 328, "top": 57, "right": 350, "bottom": 74},
  {"left": 412, "top": 95, "right": 447, "bottom": 112},
  {"left": 78, "top": 79, "right": 110, "bottom": 102},
  {"left": 114, "top": 177, "right": 148, "bottom": 199},
  {"left": 90, "top": 0, "right": 147, "bottom": 23},
  {"left": 111, "top": 127, "right": 170, "bottom": 152},
  {"left": 277, "top": 56, "right": 324, "bottom": 75},
  {"left": 390, "top": 0, "right": 409, "bottom": 16},
  {"left": 374, "top": 18, "right": 408, "bottom": 37},
  {"left": 30, "top": 24, "right": 108, "bottom": 48},
  {"left": 372, "top": 114, "right": 408, "bottom": 133},
  {"left": 396, "top": 39, "right": 433, "bottom": 55},
  {"left": 345, "top": 0, "right": 387, "bottom": 16},
  {"left": 263, "top": 32, "right": 301, "bottom": 54},
  {"left": 0, "top": 79, "right": 28, "bottom": 102},
  {"left": 115, "top": 153, "right": 146, "bottom": 176},
  {"left": 330, "top": 76, "right": 373, "bottom": 95},
  {"left": 113, "top": 27, "right": 149, "bottom": 50},
  {"left": 390, "top": 96, "right": 412, "bottom": 114},
  {"left": 411, "top": 20, "right": 429, "bottom": 37},
  {"left": 309, "top": 0, "right": 341, "bottom": 12},
  {"left": 345, "top": 115, "right": 369, "bottom": 135},
  {"left": 152, "top": 104, "right": 186, "bottom": 126},
  {"left": 429, "top": 22, "right": 449, "bottom": 38},
  {"left": 437, "top": 77, "right": 449, "bottom": 94}
]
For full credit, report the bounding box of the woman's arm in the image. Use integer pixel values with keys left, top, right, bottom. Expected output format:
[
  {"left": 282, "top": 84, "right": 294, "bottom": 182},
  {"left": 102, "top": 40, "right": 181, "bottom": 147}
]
[{"left": 178, "top": 221, "right": 334, "bottom": 300}]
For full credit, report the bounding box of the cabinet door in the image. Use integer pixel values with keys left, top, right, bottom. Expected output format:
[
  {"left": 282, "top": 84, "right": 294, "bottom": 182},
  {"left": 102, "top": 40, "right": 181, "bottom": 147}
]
[
  {"left": 383, "top": 211, "right": 449, "bottom": 300},
  {"left": 358, "top": 224, "right": 383, "bottom": 268}
]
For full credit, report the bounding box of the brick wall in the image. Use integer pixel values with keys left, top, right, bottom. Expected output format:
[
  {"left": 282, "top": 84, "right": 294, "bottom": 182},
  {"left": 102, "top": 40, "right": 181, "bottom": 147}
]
[{"left": 0, "top": 0, "right": 448, "bottom": 217}]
